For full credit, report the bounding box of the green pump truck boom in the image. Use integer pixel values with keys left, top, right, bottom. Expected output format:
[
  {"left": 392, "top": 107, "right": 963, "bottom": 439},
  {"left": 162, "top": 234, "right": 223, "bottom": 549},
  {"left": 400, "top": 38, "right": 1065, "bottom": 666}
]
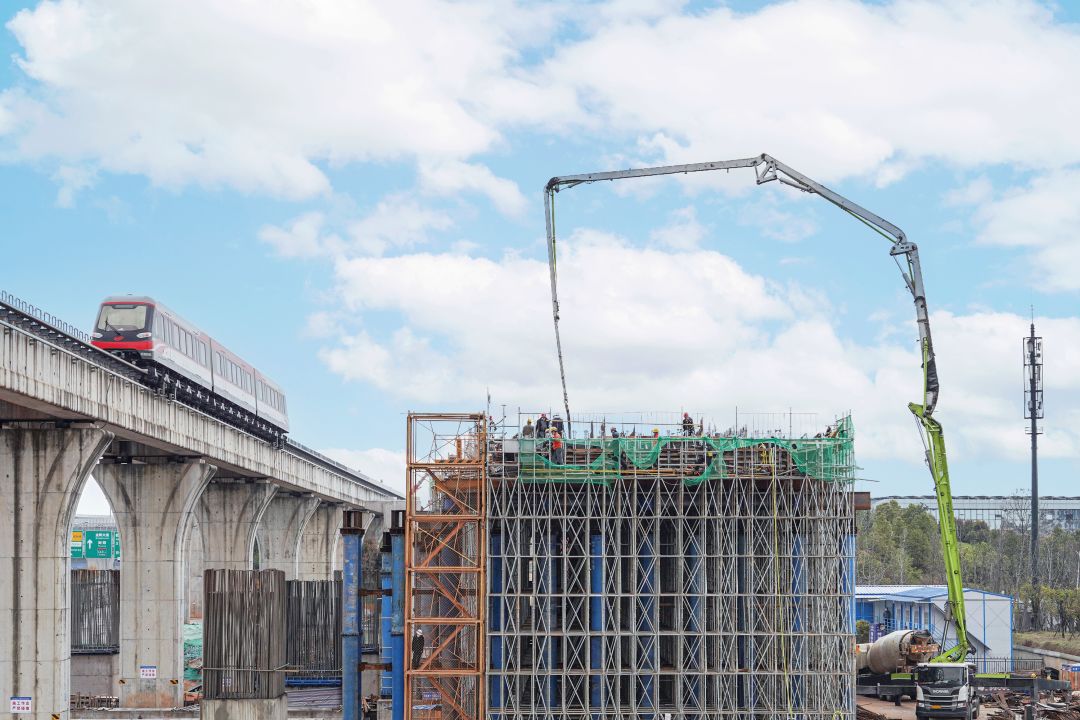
[{"left": 542, "top": 154, "right": 975, "bottom": 712}]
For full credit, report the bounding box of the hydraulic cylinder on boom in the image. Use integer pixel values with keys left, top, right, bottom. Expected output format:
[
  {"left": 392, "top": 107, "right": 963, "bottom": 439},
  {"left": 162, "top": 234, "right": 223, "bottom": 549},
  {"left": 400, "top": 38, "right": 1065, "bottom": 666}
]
[{"left": 543, "top": 153, "right": 970, "bottom": 663}]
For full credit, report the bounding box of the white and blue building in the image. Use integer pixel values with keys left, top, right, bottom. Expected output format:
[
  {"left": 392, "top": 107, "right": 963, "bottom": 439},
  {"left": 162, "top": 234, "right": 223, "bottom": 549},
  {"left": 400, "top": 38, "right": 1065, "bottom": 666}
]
[{"left": 855, "top": 585, "right": 1014, "bottom": 671}]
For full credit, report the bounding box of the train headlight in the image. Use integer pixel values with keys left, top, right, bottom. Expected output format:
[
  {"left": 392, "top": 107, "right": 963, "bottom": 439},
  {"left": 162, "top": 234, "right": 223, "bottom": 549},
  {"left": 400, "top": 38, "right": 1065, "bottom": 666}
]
[
  {"left": 92, "top": 332, "right": 103, "bottom": 338},
  {"left": 136, "top": 332, "right": 152, "bottom": 338}
]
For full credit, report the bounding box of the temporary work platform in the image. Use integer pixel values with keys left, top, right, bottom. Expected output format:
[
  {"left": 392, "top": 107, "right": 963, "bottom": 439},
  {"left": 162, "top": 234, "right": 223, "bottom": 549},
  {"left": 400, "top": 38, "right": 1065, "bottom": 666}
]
[{"left": 405, "top": 411, "right": 857, "bottom": 720}]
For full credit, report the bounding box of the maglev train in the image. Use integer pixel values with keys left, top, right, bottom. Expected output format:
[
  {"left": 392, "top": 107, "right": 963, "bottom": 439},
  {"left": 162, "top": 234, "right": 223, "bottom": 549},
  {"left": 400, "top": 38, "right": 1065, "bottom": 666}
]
[{"left": 90, "top": 295, "right": 289, "bottom": 433}]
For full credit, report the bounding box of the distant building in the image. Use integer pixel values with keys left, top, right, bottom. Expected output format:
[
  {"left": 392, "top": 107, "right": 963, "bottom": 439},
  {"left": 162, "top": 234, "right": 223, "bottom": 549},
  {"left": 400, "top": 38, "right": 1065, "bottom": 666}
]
[
  {"left": 856, "top": 585, "right": 1013, "bottom": 671},
  {"left": 871, "top": 495, "right": 1080, "bottom": 532}
]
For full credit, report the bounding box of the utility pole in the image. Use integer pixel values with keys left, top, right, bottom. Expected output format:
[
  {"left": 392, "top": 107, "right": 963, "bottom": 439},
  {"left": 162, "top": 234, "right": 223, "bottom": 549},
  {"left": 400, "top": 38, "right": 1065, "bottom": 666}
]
[{"left": 1024, "top": 316, "right": 1043, "bottom": 629}]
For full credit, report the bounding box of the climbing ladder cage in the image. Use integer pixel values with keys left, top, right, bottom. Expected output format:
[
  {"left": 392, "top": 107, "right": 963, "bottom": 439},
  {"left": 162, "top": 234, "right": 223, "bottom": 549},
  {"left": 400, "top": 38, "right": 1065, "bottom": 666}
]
[
  {"left": 485, "top": 411, "right": 857, "bottom": 720},
  {"left": 405, "top": 413, "right": 487, "bottom": 720}
]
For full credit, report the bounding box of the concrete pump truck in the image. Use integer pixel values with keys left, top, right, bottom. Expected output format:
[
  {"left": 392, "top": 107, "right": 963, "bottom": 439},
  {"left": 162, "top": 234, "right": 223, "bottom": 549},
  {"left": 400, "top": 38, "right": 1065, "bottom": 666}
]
[{"left": 541, "top": 154, "right": 980, "bottom": 720}]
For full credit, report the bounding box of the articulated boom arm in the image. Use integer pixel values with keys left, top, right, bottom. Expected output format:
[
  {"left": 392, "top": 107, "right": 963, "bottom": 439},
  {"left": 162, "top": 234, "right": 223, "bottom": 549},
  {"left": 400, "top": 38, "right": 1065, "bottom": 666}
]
[{"left": 545, "top": 153, "right": 968, "bottom": 662}]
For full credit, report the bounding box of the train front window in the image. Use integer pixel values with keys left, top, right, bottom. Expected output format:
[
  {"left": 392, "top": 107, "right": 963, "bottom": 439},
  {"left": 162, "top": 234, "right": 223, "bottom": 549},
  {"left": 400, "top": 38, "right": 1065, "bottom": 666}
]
[{"left": 96, "top": 304, "right": 148, "bottom": 332}]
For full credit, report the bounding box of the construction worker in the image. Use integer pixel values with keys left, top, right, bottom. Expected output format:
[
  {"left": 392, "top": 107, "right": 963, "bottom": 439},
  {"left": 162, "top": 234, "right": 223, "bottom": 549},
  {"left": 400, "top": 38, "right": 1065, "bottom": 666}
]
[
  {"left": 610, "top": 427, "right": 620, "bottom": 439},
  {"left": 652, "top": 427, "right": 660, "bottom": 438},
  {"left": 536, "top": 413, "right": 550, "bottom": 437},
  {"left": 412, "top": 628, "right": 425, "bottom": 668},
  {"left": 522, "top": 418, "right": 535, "bottom": 437},
  {"left": 552, "top": 414, "right": 565, "bottom": 435},
  {"left": 682, "top": 412, "right": 695, "bottom": 436},
  {"left": 551, "top": 429, "right": 565, "bottom": 465}
]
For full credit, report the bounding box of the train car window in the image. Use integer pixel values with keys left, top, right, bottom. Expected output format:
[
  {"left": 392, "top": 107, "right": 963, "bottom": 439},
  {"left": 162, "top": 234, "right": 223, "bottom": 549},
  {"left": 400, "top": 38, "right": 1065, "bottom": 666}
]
[
  {"left": 153, "top": 314, "right": 163, "bottom": 337},
  {"left": 96, "top": 304, "right": 148, "bottom": 332}
]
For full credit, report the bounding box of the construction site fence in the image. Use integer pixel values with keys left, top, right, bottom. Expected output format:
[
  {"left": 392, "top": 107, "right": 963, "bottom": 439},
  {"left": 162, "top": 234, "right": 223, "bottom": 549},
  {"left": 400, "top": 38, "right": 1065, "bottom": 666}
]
[
  {"left": 71, "top": 569, "right": 119, "bottom": 653},
  {"left": 973, "top": 657, "right": 1046, "bottom": 674},
  {"left": 203, "top": 569, "right": 287, "bottom": 700}
]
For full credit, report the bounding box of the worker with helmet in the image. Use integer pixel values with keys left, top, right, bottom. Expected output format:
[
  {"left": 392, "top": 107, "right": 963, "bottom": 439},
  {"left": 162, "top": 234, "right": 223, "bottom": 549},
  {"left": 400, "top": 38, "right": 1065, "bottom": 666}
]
[
  {"left": 682, "top": 412, "right": 695, "bottom": 436},
  {"left": 551, "top": 429, "right": 565, "bottom": 465}
]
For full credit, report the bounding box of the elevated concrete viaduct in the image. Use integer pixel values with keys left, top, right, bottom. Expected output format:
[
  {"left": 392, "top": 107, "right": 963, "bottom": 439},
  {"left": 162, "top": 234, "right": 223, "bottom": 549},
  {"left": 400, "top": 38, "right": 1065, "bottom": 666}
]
[{"left": 0, "top": 302, "right": 402, "bottom": 719}]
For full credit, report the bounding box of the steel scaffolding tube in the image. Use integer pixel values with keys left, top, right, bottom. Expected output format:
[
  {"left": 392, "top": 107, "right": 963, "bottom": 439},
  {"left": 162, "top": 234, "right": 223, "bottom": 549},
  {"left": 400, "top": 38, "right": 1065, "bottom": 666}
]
[
  {"left": 486, "top": 411, "right": 856, "bottom": 720},
  {"left": 405, "top": 413, "right": 487, "bottom": 720}
]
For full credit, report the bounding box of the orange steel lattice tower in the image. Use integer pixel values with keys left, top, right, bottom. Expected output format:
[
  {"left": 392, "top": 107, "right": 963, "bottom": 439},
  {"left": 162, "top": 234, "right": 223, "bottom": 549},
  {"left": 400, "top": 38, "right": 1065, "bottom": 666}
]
[{"left": 405, "top": 413, "right": 487, "bottom": 720}]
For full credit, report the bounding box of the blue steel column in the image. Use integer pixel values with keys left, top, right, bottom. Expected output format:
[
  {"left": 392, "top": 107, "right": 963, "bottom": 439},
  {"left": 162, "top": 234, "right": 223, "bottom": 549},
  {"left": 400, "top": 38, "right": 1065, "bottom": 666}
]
[
  {"left": 489, "top": 525, "right": 504, "bottom": 719},
  {"left": 390, "top": 511, "right": 406, "bottom": 720},
  {"left": 342, "top": 509, "right": 369, "bottom": 720},
  {"left": 380, "top": 531, "right": 393, "bottom": 699},
  {"left": 589, "top": 526, "right": 603, "bottom": 716}
]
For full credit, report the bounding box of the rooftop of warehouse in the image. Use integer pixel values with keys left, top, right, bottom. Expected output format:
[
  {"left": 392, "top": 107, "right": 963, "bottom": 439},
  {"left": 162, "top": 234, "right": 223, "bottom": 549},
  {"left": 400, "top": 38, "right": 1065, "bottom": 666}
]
[{"left": 856, "top": 585, "right": 1014, "bottom": 601}]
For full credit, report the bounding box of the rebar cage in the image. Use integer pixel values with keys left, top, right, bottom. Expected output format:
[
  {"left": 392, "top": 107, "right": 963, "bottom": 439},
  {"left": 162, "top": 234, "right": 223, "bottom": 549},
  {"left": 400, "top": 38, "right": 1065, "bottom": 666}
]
[{"left": 407, "top": 410, "right": 857, "bottom": 720}]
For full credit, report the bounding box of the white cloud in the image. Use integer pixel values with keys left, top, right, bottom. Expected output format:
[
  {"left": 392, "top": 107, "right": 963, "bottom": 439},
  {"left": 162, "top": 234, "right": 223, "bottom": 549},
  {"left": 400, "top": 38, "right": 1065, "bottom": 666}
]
[
  {"left": 0, "top": 0, "right": 566, "bottom": 198},
  {"left": 738, "top": 193, "right": 818, "bottom": 243},
  {"left": 321, "top": 447, "right": 406, "bottom": 492},
  {"left": 258, "top": 211, "right": 342, "bottom": 259},
  {"left": 537, "top": 0, "right": 1080, "bottom": 180},
  {"left": 974, "top": 169, "right": 1080, "bottom": 291},
  {"left": 7, "top": 0, "right": 1080, "bottom": 206},
  {"left": 944, "top": 176, "right": 993, "bottom": 207},
  {"left": 258, "top": 196, "right": 452, "bottom": 259},
  {"left": 347, "top": 195, "right": 452, "bottom": 256},
  {"left": 649, "top": 205, "right": 706, "bottom": 249},
  {"left": 52, "top": 164, "right": 96, "bottom": 207},
  {"left": 419, "top": 160, "right": 527, "bottom": 217},
  {"left": 314, "top": 234, "right": 1080, "bottom": 475}
]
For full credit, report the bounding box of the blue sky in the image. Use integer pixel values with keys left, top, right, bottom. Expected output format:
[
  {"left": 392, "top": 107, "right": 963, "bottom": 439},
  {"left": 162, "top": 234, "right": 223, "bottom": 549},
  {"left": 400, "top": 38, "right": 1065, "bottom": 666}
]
[{"left": 2, "top": 0, "right": 1080, "bottom": 512}]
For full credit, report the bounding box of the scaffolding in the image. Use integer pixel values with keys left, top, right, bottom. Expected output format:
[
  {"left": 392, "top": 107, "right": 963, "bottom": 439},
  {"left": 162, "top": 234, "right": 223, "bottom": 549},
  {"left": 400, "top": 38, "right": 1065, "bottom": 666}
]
[
  {"left": 405, "top": 413, "right": 487, "bottom": 720},
  {"left": 406, "top": 410, "right": 857, "bottom": 720},
  {"left": 488, "top": 411, "right": 856, "bottom": 720}
]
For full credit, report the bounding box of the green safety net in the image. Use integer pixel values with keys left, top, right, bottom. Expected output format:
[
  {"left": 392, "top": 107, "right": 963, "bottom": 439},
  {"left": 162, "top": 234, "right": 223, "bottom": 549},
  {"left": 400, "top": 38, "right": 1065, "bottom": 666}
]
[
  {"left": 517, "top": 415, "right": 853, "bottom": 486},
  {"left": 183, "top": 622, "right": 202, "bottom": 683}
]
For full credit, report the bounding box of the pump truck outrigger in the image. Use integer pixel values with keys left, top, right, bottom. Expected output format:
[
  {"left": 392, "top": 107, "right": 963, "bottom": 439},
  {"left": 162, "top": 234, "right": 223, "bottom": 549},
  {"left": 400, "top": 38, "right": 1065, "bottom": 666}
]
[{"left": 543, "top": 154, "right": 976, "bottom": 717}]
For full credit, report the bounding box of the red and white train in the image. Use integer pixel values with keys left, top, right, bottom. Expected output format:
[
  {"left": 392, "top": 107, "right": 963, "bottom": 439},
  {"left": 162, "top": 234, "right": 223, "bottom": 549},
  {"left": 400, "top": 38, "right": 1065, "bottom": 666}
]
[{"left": 90, "top": 296, "right": 289, "bottom": 434}]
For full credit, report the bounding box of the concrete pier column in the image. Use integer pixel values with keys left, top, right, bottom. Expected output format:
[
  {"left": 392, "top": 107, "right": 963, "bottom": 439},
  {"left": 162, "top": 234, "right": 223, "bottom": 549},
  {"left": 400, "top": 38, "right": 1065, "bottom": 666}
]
[
  {"left": 96, "top": 460, "right": 216, "bottom": 709},
  {"left": 298, "top": 501, "right": 343, "bottom": 580},
  {"left": 0, "top": 426, "right": 112, "bottom": 720},
  {"left": 254, "top": 493, "right": 320, "bottom": 579},
  {"left": 185, "top": 513, "right": 205, "bottom": 620},
  {"left": 195, "top": 479, "right": 278, "bottom": 571}
]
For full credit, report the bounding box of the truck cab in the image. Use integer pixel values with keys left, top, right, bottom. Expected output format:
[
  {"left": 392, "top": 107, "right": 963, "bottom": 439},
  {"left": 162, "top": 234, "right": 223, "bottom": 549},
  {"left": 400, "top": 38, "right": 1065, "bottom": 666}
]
[{"left": 915, "top": 663, "right": 980, "bottom": 720}]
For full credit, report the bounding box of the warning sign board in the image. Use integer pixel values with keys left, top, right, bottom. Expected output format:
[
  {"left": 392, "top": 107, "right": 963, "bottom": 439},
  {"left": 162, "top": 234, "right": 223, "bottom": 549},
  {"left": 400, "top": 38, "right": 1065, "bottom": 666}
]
[
  {"left": 139, "top": 665, "right": 157, "bottom": 679},
  {"left": 10, "top": 697, "right": 32, "bottom": 713}
]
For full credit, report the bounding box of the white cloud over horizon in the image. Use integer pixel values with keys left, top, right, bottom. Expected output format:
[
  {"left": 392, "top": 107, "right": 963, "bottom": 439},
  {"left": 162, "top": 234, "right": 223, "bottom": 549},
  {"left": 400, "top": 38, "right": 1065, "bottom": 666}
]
[
  {"left": 313, "top": 231, "right": 1080, "bottom": 474},
  {"left": 322, "top": 447, "right": 407, "bottom": 493},
  {"left": 5, "top": 1, "right": 1080, "bottom": 199}
]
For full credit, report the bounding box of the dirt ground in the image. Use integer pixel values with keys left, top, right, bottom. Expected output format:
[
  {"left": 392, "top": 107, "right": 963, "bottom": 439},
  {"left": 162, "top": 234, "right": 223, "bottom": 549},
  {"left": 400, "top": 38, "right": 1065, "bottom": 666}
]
[{"left": 859, "top": 694, "right": 921, "bottom": 720}]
